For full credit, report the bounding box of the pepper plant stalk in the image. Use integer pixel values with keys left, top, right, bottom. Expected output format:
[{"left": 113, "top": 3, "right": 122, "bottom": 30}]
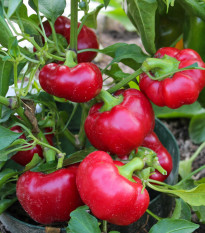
[{"left": 70, "top": 0, "right": 78, "bottom": 56}]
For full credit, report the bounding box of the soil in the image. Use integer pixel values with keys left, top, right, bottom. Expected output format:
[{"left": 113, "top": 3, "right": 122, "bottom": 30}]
[{"left": 1, "top": 21, "right": 205, "bottom": 233}]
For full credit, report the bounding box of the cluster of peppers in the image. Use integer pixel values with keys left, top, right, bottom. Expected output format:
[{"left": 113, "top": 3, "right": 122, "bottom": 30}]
[{"left": 11, "top": 15, "right": 205, "bottom": 226}]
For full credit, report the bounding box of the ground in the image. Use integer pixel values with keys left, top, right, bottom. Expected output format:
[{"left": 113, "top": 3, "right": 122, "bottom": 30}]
[{"left": 1, "top": 18, "right": 205, "bottom": 233}]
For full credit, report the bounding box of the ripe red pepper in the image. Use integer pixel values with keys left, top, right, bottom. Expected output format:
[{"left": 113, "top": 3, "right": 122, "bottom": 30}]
[
  {"left": 139, "top": 47, "right": 205, "bottom": 108},
  {"left": 17, "top": 166, "right": 83, "bottom": 224},
  {"left": 39, "top": 63, "right": 102, "bottom": 103},
  {"left": 10, "top": 126, "right": 53, "bottom": 166},
  {"left": 84, "top": 89, "right": 155, "bottom": 157},
  {"left": 141, "top": 131, "right": 173, "bottom": 182},
  {"left": 76, "top": 151, "right": 149, "bottom": 225},
  {"left": 42, "top": 16, "right": 99, "bottom": 63}
]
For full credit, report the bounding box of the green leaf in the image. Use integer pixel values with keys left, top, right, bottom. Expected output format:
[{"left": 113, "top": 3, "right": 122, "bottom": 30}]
[
  {"left": 0, "top": 169, "right": 18, "bottom": 188},
  {"left": 101, "top": 43, "right": 149, "bottom": 70},
  {"left": 0, "top": 107, "right": 13, "bottom": 123},
  {"left": 153, "top": 102, "right": 205, "bottom": 118},
  {"left": 179, "top": 159, "right": 192, "bottom": 180},
  {"left": 149, "top": 219, "right": 199, "bottom": 233},
  {"left": 24, "top": 153, "right": 42, "bottom": 170},
  {"left": 0, "top": 182, "right": 16, "bottom": 199},
  {"left": 82, "top": 4, "right": 104, "bottom": 29},
  {"left": 7, "top": 0, "right": 22, "bottom": 18},
  {"left": 38, "top": 0, "right": 66, "bottom": 21},
  {"left": 126, "top": 0, "right": 157, "bottom": 55},
  {"left": 192, "top": 206, "right": 205, "bottom": 224},
  {"left": 104, "top": 63, "right": 130, "bottom": 82},
  {"left": 0, "top": 125, "right": 22, "bottom": 151},
  {"left": 0, "top": 198, "right": 17, "bottom": 215},
  {"left": 0, "top": 60, "right": 13, "bottom": 98},
  {"left": 0, "top": 4, "right": 13, "bottom": 48},
  {"left": 170, "top": 184, "right": 205, "bottom": 207},
  {"left": 171, "top": 198, "right": 191, "bottom": 221},
  {"left": 31, "top": 161, "right": 57, "bottom": 172},
  {"left": 104, "top": 0, "right": 111, "bottom": 8},
  {"left": 67, "top": 206, "right": 101, "bottom": 233},
  {"left": 195, "top": 177, "right": 205, "bottom": 184},
  {"left": 11, "top": 4, "right": 40, "bottom": 36},
  {"left": 8, "top": 37, "right": 20, "bottom": 58},
  {"left": 189, "top": 113, "right": 205, "bottom": 143},
  {"left": 174, "top": 179, "right": 196, "bottom": 190},
  {"left": 179, "top": 0, "right": 205, "bottom": 21},
  {"left": 63, "top": 147, "right": 96, "bottom": 166}
]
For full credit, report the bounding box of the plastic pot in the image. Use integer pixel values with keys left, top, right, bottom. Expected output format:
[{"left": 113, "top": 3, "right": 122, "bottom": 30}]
[{"left": 0, "top": 118, "right": 179, "bottom": 233}]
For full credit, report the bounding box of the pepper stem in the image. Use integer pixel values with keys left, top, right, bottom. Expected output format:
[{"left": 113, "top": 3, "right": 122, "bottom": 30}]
[
  {"left": 141, "top": 55, "right": 180, "bottom": 80},
  {"left": 97, "top": 89, "right": 123, "bottom": 112},
  {"left": 117, "top": 157, "right": 144, "bottom": 181},
  {"left": 64, "top": 50, "right": 78, "bottom": 67}
]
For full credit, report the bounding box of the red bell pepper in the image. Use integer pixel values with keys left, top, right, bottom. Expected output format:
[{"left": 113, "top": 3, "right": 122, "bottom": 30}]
[
  {"left": 10, "top": 126, "right": 53, "bottom": 166},
  {"left": 42, "top": 16, "right": 99, "bottom": 63},
  {"left": 17, "top": 166, "right": 83, "bottom": 224},
  {"left": 141, "top": 131, "right": 173, "bottom": 182},
  {"left": 76, "top": 151, "right": 149, "bottom": 225},
  {"left": 84, "top": 89, "right": 155, "bottom": 157},
  {"left": 139, "top": 47, "right": 205, "bottom": 108},
  {"left": 39, "top": 62, "right": 102, "bottom": 103}
]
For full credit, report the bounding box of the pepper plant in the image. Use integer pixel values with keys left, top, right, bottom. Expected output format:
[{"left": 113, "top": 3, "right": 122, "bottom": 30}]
[{"left": 0, "top": 0, "right": 205, "bottom": 233}]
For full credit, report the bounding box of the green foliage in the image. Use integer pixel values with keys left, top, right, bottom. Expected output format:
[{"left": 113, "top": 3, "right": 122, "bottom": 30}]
[
  {"left": 171, "top": 198, "right": 191, "bottom": 221},
  {"left": 100, "top": 43, "right": 149, "bottom": 70},
  {"left": 126, "top": 0, "right": 157, "bottom": 55},
  {"left": 189, "top": 113, "right": 205, "bottom": 143},
  {"left": 149, "top": 219, "right": 199, "bottom": 233},
  {"left": 67, "top": 206, "right": 101, "bottom": 233},
  {"left": 0, "top": 126, "right": 22, "bottom": 151},
  {"left": 7, "top": 0, "right": 22, "bottom": 18}
]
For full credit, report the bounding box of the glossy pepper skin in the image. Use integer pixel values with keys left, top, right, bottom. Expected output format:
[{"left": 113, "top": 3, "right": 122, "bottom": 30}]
[
  {"left": 42, "top": 16, "right": 99, "bottom": 63},
  {"left": 39, "top": 63, "right": 102, "bottom": 103},
  {"left": 10, "top": 126, "right": 53, "bottom": 166},
  {"left": 139, "top": 47, "right": 205, "bottom": 109},
  {"left": 76, "top": 151, "right": 149, "bottom": 225},
  {"left": 17, "top": 166, "right": 83, "bottom": 224},
  {"left": 141, "top": 132, "right": 173, "bottom": 182},
  {"left": 84, "top": 89, "right": 155, "bottom": 157},
  {"left": 10, "top": 126, "right": 43, "bottom": 166}
]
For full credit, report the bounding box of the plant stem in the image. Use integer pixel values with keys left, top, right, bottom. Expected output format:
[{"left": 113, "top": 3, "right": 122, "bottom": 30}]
[
  {"left": 108, "top": 68, "right": 143, "bottom": 94},
  {"left": 13, "top": 62, "right": 19, "bottom": 94},
  {"left": 49, "top": 21, "right": 61, "bottom": 53},
  {"left": 177, "top": 164, "right": 205, "bottom": 186},
  {"left": 15, "top": 106, "right": 32, "bottom": 128},
  {"left": 147, "top": 179, "right": 177, "bottom": 190},
  {"left": 78, "top": 103, "right": 89, "bottom": 149},
  {"left": 22, "top": 63, "right": 41, "bottom": 96},
  {"left": 146, "top": 209, "right": 161, "bottom": 221},
  {"left": 70, "top": 0, "right": 78, "bottom": 54},
  {"left": 189, "top": 141, "right": 205, "bottom": 163},
  {"left": 102, "top": 220, "right": 107, "bottom": 233}
]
